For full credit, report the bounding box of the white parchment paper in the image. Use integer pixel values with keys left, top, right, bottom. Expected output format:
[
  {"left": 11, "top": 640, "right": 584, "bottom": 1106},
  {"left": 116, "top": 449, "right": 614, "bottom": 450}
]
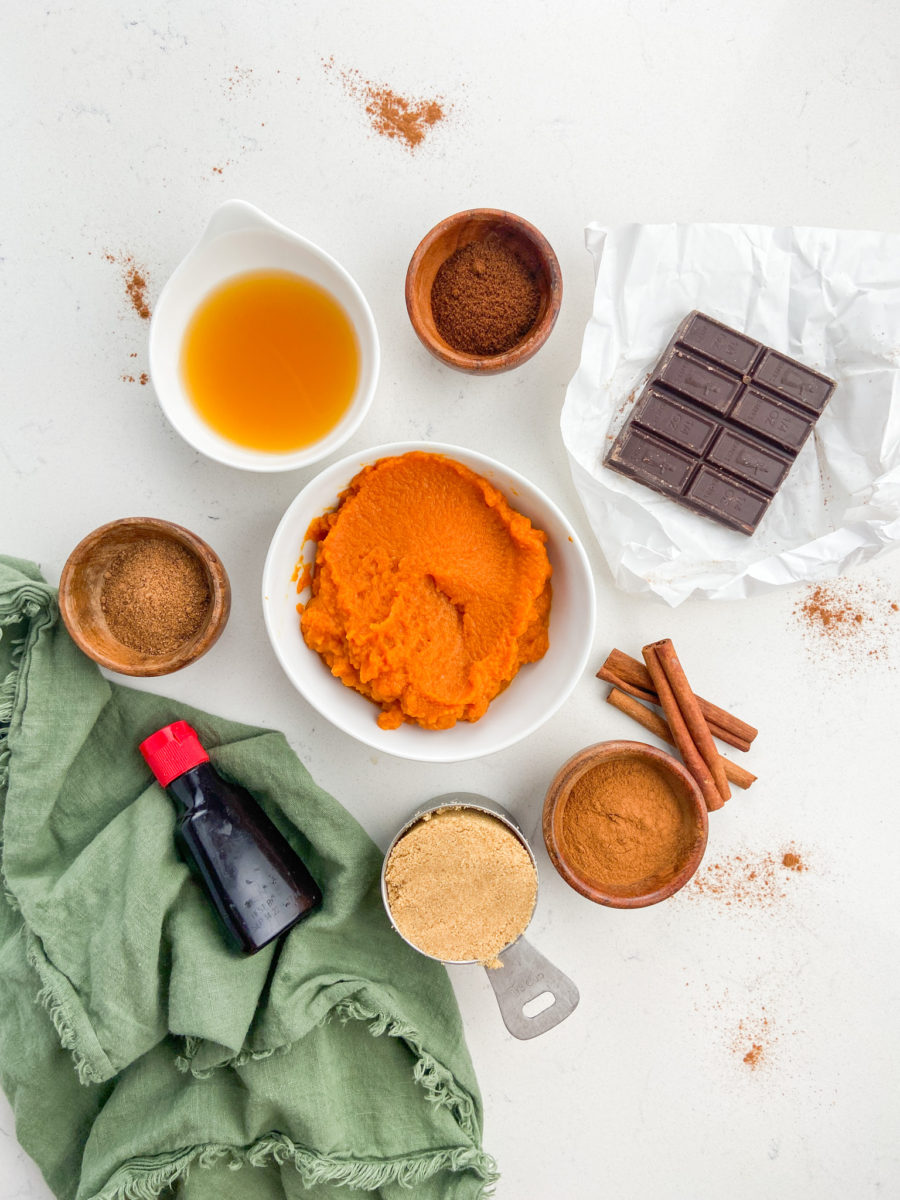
[{"left": 561, "top": 223, "right": 900, "bottom": 605}]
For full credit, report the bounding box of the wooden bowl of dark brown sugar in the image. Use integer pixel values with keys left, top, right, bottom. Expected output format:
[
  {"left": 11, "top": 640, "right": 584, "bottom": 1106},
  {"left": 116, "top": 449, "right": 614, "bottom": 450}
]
[
  {"left": 542, "top": 741, "right": 708, "bottom": 909},
  {"left": 59, "top": 517, "right": 230, "bottom": 677},
  {"left": 405, "top": 208, "right": 562, "bottom": 374}
]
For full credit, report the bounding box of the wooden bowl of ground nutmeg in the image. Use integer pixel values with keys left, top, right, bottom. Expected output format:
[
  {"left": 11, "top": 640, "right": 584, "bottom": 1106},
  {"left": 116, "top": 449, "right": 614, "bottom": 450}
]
[
  {"left": 543, "top": 741, "right": 708, "bottom": 909},
  {"left": 59, "top": 517, "right": 230, "bottom": 676},
  {"left": 405, "top": 209, "right": 562, "bottom": 374}
]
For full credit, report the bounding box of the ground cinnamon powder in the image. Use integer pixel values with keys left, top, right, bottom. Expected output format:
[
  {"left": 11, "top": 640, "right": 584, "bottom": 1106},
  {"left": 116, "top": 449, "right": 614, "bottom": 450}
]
[
  {"left": 793, "top": 579, "right": 898, "bottom": 663},
  {"left": 384, "top": 808, "right": 537, "bottom": 968},
  {"left": 323, "top": 59, "right": 447, "bottom": 150},
  {"left": 685, "top": 847, "right": 807, "bottom": 906},
  {"left": 743, "top": 1043, "right": 764, "bottom": 1069},
  {"left": 431, "top": 237, "right": 541, "bottom": 356},
  {"left": 101, "top": 540, "right": 210, "bottom": 655},
  {"left": 733, "top": 1012, "right": 773, "bottom": 1071},
  {"left": 105, "top": 253, "right": 151, "bottom": 319},
  {"left": 560, "top": 758, "right": 694, "bottom": 887}
]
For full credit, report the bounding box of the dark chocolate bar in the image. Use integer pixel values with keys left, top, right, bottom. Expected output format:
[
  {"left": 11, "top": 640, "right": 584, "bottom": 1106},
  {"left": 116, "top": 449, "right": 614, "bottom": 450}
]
[{"left": 605, "top": 311, "right": 836, "bottom": 534}]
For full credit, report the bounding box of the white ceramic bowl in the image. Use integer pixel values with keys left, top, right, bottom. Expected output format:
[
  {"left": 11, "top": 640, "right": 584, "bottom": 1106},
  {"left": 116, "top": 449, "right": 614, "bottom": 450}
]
[
  {"left": 262, "top": 442, "right": 596, "bottom": 762},
  {"left": 149, "top": 200, "right": 380, "bottom": 471}
]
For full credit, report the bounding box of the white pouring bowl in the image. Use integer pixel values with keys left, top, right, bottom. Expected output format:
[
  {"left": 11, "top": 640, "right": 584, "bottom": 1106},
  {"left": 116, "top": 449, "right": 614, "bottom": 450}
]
[
  {"left": 262, "top": 442, "right": 597, "bottom": 763},
  {"left": 148, "top": 199, "right": 380, "bottom": 471}
]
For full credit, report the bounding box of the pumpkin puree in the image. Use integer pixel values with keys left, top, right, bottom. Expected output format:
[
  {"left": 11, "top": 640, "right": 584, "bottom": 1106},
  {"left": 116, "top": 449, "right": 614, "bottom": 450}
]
[{"left": 300, "top": 452, "right": 552, "bottom": 730}]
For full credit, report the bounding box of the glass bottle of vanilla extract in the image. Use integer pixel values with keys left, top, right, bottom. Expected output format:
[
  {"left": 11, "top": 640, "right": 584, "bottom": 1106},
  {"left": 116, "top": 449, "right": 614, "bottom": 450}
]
[{"left": 140, "top": 721, "right": 322, "bottom": 954}]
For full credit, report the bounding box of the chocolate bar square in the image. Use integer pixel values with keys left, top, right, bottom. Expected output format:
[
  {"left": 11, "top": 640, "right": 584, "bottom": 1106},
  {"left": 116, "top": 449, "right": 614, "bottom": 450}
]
[{"left": 605, "top": 312, "right": 836, "bottom": 535}]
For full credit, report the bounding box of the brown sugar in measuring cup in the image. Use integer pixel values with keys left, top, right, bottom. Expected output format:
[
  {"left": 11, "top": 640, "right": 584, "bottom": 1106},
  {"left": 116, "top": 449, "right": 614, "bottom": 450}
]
[
  {"left": 383, "top": 807, "right": 537, "bottom": 967},
  {"left": 382, "top": 793, "right": 579, "bottom": 1039},
  {"left": 543, "top": 741, "right": 708, "bottom": 908}
]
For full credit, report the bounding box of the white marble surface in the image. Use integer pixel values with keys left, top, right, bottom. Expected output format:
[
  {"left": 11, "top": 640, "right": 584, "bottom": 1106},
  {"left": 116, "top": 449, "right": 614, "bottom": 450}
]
[{"left": 3, "top": 2, "right": 900, "bottom": 1197}]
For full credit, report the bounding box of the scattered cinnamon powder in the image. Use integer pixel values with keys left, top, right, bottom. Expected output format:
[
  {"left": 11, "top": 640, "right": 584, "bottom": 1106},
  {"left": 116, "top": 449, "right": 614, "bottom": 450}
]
[
  {"left": 733, "top": 1012, "right": 774, "bottom": 1071},
  {"left": 782, "top": 851, "right": 804, "bottom": 872},
  {"left": 323, "top": 58, "right": 447, "bottom": 150},
  {"left": 743, "top": 1043, "right": 764, "bottom": 1069},
  {"left": 384, "top": 808, "right": 537, "bottom": 968},
  {"left": 101, "top": 540, "right": 210, "bottom": 655},
  {"left": 105, "top": 253, "right": 151, "bottom": 320},
  {"left": 223, "top": 65, "right": 256, "bottom": 97},
  {"left": 793, "top": 579, "right": 898, "bottom": 663},
  {"left": 685, "top": 847, "right": 808, "bottom": 907}
]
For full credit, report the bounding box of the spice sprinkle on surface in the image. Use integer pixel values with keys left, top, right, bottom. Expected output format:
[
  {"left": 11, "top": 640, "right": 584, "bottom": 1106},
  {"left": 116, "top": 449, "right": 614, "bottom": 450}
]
[
  {"left": 793, "top": 578, "right": 899, "bottom": 664},
  {"left": 684, "top": 847, "right": 808, "bottom": 908},
  {"left": 322, "top": 58, "right": 448, "bottom": 151},
  {"left": 105, "top": 252, "right": 152, "bottom": 320}
]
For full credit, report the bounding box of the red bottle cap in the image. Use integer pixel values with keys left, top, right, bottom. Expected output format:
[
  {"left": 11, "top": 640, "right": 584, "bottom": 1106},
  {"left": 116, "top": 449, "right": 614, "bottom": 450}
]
[{"left": 140, "top": 720, "right": 209, "bottom": 787}]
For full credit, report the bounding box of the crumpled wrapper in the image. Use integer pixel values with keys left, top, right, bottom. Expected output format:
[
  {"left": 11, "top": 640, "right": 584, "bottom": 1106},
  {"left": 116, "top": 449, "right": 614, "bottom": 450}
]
[{"left": 561, "top": 223, "right": 900, "bottom": 605}]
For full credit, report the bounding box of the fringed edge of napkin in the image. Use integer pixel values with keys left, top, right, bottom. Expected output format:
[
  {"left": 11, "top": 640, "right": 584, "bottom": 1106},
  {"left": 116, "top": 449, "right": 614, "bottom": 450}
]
[
  {"left": 331, "top": 994, "right": 484, "bottom": 1145},
  {"left": 0, "top": 579, "right": 54, "bottom": 790},
  {"left": 139, "top": 990, "right": 500, "bottom": 1200},
  {"left": 86, "top": 1138, "right": 498, "bottom": 1200},
  {"left": 0, "top": 579, "right": 118, "bottom": 1086},
  {"left": 175, "top": 991, "right": 481, "bottom": 1144}
]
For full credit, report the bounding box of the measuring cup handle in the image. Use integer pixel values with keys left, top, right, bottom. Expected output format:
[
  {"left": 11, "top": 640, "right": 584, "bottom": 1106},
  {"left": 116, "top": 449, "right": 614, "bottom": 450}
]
[{"left": 484, "top": 937, "right": 579, "bottom": 1040}]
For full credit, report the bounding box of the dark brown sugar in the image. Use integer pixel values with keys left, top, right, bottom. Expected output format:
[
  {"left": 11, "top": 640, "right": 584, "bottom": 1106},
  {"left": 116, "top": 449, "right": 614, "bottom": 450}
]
[
  {"left": 431, "top": 237, "right": 540, "bottom": 356},
  {"left": 101, "top": 540, "right": 210, "bottom": 655}
]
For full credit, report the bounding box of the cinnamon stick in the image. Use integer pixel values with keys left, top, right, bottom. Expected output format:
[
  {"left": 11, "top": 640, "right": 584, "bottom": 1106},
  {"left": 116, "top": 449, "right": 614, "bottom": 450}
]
[
  {"left": 597, "top": 648, "right": 755, "bottom": 752},
  {"left": 606, "top": 688, "right": 756, "bottom": 790},
  {"left": 641, "top": 641, "right": 726, "bottom": 811},
  {"left": 643, "top": 640, "right": 730, "bottom": 809}
]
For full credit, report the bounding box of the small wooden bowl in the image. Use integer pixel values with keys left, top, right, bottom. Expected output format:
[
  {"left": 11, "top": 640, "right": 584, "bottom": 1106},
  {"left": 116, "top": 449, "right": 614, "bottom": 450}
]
[
  {"left": 58, "top": 517, "right": 231, "bottom": 677},
  {"left": 405, "top": 208, "right": 562, "bottom": 374},
  {"left": 542, "top": 740, "right": 708, "bottom": 909}
]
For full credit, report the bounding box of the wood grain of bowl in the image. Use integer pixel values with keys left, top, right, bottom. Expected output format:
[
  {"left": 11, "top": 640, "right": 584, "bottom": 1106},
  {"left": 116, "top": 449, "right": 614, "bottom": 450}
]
[
  {"left": 58, "top": 517, "right": 230, "bottom": 677},
  {"left": 405, "top": 208, "right": 562, "bottom": 375},
  {"left": 542, "top": 740, "right": 709, "bottom": 909}
]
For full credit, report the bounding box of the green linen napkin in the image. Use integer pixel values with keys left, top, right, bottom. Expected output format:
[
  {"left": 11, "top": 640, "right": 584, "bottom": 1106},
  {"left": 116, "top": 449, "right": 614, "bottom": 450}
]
[{"left": 0, "top": 557, "right": 497, "bottom": 1200}]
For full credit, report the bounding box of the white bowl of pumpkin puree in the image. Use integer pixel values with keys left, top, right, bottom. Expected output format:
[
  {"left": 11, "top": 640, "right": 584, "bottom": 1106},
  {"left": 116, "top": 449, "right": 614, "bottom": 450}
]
[{"left": 262, "top": 443, "right": 596, "bottom": 762}]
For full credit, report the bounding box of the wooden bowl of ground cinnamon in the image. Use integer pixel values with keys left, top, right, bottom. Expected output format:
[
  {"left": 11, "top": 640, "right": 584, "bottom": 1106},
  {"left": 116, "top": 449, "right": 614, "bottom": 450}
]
[
  {"left": 405, "top": 209, "right": 562, "bottom": 374},
  {"left": 59, "top": 517, "right": 230, "bottom": 676},
  {"left": 543, "top": 741, "right": 708, "bottom": 908}
]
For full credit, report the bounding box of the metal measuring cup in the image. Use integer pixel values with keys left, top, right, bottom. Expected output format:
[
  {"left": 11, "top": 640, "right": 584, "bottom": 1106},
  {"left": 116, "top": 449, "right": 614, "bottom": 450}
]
[{"left": 381, "top": 792, "right": 579, "bottom": 1040}]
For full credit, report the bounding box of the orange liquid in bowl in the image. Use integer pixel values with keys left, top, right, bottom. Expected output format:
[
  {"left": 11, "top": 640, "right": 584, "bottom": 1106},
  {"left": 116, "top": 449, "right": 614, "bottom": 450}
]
[{"left": 181, "top": 269, "right": 360, "bottom": 453}]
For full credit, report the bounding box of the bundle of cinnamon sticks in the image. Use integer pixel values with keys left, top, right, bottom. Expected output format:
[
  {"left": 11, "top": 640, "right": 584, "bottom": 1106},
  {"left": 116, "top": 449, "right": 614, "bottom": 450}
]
[{"left": 597, "top": 641, "right": 758, "bottom": 810}]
